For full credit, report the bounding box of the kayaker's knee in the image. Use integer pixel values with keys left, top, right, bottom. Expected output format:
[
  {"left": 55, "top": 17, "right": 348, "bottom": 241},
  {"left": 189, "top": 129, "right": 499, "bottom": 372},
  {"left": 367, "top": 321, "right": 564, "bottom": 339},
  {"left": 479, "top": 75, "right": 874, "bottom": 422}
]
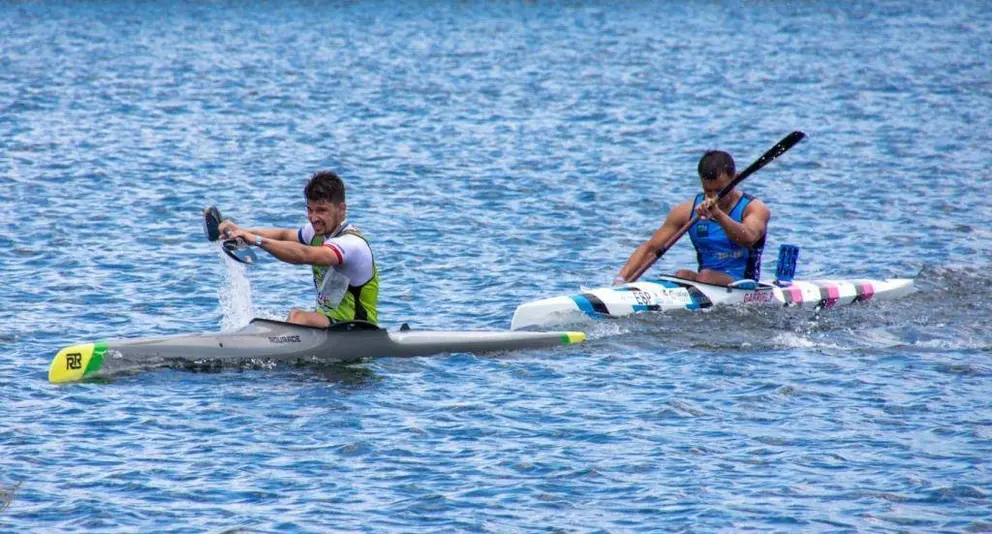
[
  {"left": 286, "top": 309, "right": 330, "bottom": 328},
  {"left": 674, "top": 269, "right": 698, "bottom": 280}
]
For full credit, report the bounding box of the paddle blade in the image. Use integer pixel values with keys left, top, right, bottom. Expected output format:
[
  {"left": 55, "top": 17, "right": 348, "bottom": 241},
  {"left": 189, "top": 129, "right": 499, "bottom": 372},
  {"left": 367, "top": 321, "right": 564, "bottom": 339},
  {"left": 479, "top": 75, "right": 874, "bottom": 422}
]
[
  {"left": 204, "top": 206, "right": 223, "bottom": 241},
  {"left": 222, "top": 239, "right": 257, "bottom": 265}
]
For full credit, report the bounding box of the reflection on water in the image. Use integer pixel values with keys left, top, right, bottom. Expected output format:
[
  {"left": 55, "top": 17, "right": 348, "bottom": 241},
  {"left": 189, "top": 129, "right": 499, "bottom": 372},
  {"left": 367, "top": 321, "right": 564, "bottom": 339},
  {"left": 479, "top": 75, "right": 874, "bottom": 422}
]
[
  {"left": 0, "top": 481, "right": 21, "bottom": 514},
  {"left": 164, "top": 357, "right": 381, "bottom": 387}
]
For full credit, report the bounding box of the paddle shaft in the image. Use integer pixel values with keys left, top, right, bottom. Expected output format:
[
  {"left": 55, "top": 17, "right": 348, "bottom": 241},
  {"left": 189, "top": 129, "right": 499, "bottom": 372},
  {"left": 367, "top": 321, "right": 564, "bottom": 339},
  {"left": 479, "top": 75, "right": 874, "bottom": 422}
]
[{"left": 626, "top": 130, "right": 806, "bottom": 282}]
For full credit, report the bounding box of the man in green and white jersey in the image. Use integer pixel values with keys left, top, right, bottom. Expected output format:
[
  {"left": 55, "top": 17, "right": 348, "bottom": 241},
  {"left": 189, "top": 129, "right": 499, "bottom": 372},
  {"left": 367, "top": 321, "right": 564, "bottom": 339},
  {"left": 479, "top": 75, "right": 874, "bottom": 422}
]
[{"left": 220, "top": 170, "right": 379, "bottom": 328}]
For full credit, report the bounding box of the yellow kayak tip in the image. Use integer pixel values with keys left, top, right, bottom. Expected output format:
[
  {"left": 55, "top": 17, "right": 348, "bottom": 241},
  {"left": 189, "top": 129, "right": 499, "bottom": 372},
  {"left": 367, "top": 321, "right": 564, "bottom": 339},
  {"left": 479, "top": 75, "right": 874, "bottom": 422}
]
[
  {"left": 49, "top": 343, "right": 107, "bottom": 384},
  {"left": 561, "top": 332, "right": 586, "bottom": 344}
]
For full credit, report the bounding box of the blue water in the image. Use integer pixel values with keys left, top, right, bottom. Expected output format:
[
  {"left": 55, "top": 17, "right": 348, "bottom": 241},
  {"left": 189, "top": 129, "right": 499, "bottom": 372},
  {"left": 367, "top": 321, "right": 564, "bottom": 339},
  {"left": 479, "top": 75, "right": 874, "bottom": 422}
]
[{"left": 2, "top": 1, "right": 991, "bottom": 531}]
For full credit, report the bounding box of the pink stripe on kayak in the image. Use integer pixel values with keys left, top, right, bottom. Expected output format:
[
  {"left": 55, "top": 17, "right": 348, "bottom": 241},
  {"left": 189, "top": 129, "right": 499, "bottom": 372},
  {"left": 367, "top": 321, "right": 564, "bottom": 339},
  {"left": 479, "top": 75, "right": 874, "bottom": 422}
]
[
  {"left": 827, "top": 284, "right": 841, "bottom": 301},
  {"left": 785, "top": 286, "right": 803, "bottom": 304},
  {"left": 858, "top": 283, "right": 875, "bottom": 302}
]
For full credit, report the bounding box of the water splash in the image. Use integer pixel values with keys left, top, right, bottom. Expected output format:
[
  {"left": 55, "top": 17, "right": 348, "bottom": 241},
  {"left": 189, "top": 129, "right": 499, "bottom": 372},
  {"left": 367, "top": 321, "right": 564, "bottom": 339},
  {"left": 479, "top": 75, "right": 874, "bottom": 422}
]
[
  {"left": 770, "top": 331, "right": 818, "bottom": 349},
  {"left": 216, "top": 248, "right": 255, "bottom": 331}
]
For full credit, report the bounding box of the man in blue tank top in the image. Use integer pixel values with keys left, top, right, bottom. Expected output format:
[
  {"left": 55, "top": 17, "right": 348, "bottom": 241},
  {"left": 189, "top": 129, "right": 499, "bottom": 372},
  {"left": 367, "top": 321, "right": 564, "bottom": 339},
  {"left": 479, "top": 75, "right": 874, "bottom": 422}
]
[{"left": 615, "top": 150, "right": 769, "bottom": 286}]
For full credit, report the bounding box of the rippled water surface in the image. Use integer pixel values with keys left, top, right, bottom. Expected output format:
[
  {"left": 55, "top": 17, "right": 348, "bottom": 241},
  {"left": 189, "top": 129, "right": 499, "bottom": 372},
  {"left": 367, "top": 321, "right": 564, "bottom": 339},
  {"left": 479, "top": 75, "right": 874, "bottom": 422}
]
[{"left": 2, "top": 1, "right": 991, "bottom": 532}]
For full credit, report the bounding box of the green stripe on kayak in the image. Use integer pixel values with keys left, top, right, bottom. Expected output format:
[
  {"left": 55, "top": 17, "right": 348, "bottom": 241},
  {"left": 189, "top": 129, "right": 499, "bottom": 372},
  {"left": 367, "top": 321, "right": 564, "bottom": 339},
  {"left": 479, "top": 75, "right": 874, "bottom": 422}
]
[{"left": 84, "top": 343, "right": 108, "bottom": 378}]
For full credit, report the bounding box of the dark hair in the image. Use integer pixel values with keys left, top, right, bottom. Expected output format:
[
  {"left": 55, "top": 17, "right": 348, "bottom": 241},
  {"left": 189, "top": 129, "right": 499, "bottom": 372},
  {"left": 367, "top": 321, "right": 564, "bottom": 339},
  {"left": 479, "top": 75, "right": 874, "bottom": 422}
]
[
  {"left": 697, "top": 151, "right": 736, "bottom": 181},
  {"left": 304, "top": 170, "right": 346, "bottom": 204}
]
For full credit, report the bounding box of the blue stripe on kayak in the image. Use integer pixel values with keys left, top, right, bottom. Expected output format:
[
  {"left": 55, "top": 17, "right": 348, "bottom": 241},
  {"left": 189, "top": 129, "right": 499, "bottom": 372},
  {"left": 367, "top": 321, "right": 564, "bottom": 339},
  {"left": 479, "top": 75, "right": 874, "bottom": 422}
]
[{"left": 571, "top": 295, "right": 599, "bottom": 318}]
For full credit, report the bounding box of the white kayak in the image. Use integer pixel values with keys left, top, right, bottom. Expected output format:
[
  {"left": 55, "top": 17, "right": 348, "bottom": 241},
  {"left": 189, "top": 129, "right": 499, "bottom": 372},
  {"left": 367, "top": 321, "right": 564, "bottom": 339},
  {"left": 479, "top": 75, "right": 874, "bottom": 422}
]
[
  {"left": 50, "top": 319, "right": 586, "bottom": 384},
  {"left": 511, "top": 275, "right": 916, "bottom": 330}
]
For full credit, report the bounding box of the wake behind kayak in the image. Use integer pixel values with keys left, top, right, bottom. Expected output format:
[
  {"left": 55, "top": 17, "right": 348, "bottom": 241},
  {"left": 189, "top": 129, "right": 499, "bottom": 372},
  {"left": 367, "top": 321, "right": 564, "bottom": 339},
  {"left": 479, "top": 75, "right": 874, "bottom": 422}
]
[{"left": 49, "top": 319, "right": 586, "bottom": 384}]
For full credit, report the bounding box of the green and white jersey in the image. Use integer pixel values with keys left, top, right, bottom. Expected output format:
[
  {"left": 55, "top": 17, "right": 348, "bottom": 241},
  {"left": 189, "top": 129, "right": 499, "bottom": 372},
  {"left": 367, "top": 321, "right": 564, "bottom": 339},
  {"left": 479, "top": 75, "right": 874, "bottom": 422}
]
[{"left": 297, "top": 221, "right": 379, "bottom": 324}]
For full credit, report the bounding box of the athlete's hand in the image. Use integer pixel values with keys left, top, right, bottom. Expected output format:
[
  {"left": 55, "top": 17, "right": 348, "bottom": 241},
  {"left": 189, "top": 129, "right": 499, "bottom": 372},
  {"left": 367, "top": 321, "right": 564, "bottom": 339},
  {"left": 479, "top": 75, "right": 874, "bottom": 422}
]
[
  {"left": 225, "top": 227, "right": 256, "bottom": 246},
  {"left": 696, "top": 198, "right": 720, "bottom": 220},
  {"left": 218, "top": 220, "right": 241, "bottom": 239}
]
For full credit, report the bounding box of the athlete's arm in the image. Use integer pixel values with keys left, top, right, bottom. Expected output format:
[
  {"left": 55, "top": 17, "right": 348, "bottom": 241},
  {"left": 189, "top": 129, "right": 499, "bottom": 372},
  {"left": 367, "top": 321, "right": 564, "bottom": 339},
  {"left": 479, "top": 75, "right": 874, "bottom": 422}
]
[
  {"left": 253, "top": 228, "right": 299, "bottom": 242},
  {"left": 616, "top": 201, "right": 693, "bottom": 283},
  {"left": 218, "top": 221, "right": 298, "bottom": 242},
  {"left": 224, "top": 228, "right": 342, "bottom": 266},
  {"left": 710, "top": 199, "right": 770, "bottom": 248},
  {"left": 259, "top": 238, "right": 342, "bottom": 266}
]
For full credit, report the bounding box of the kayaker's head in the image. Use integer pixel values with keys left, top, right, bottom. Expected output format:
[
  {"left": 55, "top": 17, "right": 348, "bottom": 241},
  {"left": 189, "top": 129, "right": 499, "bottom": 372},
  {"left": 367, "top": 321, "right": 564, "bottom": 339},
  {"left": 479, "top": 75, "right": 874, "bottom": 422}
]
[
  {"left": 304, "top": 170, "right": 347, "bottom": 236},
  {"left": 698, "top": 150, "right": 736, "bottom": 200}
]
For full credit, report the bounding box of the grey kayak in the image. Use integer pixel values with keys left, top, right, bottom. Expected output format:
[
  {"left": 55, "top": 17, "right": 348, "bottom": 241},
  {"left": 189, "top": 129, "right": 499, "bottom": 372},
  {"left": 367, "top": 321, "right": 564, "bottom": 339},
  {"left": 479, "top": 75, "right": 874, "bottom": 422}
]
[{"left": 49, "top": 319, "right": 587, "bottom": 383}]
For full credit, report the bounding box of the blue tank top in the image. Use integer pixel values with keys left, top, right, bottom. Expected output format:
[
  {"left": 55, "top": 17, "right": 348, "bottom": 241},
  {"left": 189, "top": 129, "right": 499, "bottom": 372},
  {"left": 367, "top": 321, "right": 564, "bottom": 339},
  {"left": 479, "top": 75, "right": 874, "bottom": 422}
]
[{"left": 688, "top": 193, "right": 765, "bottom": 281}]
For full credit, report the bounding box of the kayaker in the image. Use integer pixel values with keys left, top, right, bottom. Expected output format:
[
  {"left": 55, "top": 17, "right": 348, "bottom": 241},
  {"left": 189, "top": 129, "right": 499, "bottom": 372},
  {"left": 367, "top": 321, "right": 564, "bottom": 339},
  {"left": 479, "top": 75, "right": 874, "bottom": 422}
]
[
  {"left": 615, "top": 150, "right": 769, "bottom": 286},
  {"left": 219, "top": 170, "right": 379, "bottom": 327}
]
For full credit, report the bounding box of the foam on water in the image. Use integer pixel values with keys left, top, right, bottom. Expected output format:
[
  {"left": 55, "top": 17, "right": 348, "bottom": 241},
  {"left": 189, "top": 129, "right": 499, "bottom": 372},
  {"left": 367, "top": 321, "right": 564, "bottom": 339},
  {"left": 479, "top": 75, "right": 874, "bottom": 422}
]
[{"left": 769, "top": 331, "right": 818, "bottom": 349}]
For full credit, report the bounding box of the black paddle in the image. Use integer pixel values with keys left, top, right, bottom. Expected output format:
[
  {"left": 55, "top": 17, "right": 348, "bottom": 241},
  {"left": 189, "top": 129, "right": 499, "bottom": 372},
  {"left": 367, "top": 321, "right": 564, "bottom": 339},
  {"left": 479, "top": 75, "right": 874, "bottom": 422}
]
[
  {"left": 203, "top": 206, "right": 223, "bottom": 242},
  {"left": 203, "top": 206, "right": 258, "bottom": 265},
  {"left": 626, "top": 130, "right": 807, "bottom": 283}
]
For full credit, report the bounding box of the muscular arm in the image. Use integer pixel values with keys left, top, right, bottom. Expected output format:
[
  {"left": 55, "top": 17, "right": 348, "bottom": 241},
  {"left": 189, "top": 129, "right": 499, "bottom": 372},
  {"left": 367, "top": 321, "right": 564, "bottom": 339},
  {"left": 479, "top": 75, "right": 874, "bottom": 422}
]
[
  {"left": 616, "top": 201, "right": 693, "bottom": 282},
  {"left": 246, "top": 227, "right": 299, "bottom": 242},
  {"left": 221, "top": 223, "right": 342, "bottom": 267},
  {"left": 218, "top": 221, "right": 298, "bottom": 243},
  {"left": 709, "top": 199, "right": 770, "bottom": 248},
  {"left": 254, "top": 238, "right": 341, "bottom": 266}
]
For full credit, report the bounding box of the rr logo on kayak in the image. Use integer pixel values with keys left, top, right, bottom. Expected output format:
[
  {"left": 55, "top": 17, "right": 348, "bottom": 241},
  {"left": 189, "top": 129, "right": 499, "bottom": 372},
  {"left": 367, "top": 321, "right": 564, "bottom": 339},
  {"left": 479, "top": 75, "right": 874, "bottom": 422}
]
[{"left": 65, "top": 352, "right": 82, "bottom": 370}]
